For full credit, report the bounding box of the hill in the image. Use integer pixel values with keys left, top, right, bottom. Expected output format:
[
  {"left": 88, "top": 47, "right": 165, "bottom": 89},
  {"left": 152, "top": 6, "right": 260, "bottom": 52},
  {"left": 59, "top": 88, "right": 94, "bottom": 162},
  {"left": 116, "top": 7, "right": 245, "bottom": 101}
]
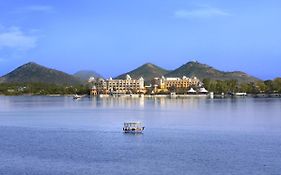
[
  {"left": 74, "top": 70, "right": 103, "bottom": 81},
  {"left": 0, "top": 62, "right": 81, "bottom": 85},
  {"left": 116, "top": 63, "right": 170, "bottom": 81},
  {"left": 165, "top": 61, "right": 260, "bottom": 83}
]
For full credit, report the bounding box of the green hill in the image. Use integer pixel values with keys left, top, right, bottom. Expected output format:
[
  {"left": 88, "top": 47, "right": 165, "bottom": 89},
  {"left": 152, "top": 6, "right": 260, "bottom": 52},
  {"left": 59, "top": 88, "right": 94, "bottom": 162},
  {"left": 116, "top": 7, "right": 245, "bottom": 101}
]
[
  {"left": 0, "top": 62, "right": 81, "bottom": 85},
  {"left": 74, "top": 70, "right": 103, "bottom": 81},
  {"left": 165, "top": 61, "right": 260, "bottom": 83},
  {"left": 116, "top": 63, "right": 170, "bottom": 81}
]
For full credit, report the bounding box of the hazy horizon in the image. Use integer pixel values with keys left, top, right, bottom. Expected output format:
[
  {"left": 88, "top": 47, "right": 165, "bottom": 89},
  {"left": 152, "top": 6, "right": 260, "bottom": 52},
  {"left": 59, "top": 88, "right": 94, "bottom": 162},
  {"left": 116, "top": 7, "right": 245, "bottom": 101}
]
[{"left": 0, "top": 0, "right": 280, "bottom": 79}]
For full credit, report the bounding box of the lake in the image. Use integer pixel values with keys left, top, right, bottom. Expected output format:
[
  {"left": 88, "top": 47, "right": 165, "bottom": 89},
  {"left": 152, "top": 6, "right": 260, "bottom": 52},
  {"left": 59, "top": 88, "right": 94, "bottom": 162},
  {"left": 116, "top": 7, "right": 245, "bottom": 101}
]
[{"left": 0, "top": 96, "right": 281, "bottom": 175}]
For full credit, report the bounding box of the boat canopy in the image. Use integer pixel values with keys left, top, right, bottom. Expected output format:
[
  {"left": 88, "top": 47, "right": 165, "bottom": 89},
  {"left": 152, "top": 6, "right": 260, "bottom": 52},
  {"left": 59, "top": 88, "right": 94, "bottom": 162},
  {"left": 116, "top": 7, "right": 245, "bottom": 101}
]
[{"left": 124, "top": 122, "right": 143, "bottom": 127}]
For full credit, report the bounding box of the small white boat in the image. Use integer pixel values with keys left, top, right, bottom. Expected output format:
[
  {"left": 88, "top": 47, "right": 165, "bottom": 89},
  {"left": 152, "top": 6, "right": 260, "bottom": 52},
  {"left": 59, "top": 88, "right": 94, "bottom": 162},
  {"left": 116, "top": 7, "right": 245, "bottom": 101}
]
[
  {"left": 73, "top": 94, "right": 82, "bottom": 99},
  {"left": 235, "top": 92, "right": 247, "bottom": 96},
  {"left": 123, "top": 122, "right": 145, "bottom": 133}
]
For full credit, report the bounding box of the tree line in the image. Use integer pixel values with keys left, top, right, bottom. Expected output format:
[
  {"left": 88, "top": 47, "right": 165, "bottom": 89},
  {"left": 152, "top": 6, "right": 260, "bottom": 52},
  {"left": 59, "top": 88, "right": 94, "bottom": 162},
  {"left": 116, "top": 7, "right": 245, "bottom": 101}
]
[
  {"left": 202, "top": 78, "right": 281, "bottom": 94},
  {"left": 0, "top": 78, "right": 281, "bottom": 95},
  {"left": 0, "top": 82, "right": 90, "bottom": 95}
]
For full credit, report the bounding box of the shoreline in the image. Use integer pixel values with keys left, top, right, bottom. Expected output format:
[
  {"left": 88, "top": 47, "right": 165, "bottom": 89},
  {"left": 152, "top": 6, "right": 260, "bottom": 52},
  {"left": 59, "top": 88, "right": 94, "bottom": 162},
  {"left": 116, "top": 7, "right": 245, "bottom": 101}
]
[{"left": 1, "top": 93, "right": 281, "bottom": 98}]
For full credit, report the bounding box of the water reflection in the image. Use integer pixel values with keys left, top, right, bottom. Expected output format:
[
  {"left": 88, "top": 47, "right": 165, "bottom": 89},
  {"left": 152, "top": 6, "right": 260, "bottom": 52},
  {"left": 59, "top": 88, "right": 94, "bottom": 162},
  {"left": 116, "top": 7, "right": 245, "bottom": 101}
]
[
  {"left": 89, "top": 96, "right": 205, "bottom": 110},
  {"left": 0, "top": 96, "right": 281, "bottom": 132},
  {"left": 1, "top": 96, "right": 281, "bottom": 175},
  {"left": 90, "top": 96, "right": 145, "bottom": 109}
]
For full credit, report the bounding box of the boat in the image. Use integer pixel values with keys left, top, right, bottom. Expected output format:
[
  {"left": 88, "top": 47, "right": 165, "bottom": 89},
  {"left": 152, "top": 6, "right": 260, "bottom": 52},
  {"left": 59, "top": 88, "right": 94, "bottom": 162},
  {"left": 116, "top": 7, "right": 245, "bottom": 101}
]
[
  {"left": 235, "top": 92, "right": 247, "bottom": 97},
  {"left": 73, "top": 94, "right": 82, "bottom": 99},
  {"left": 123, "top": 122, "right": 145, "bottom": 133}
]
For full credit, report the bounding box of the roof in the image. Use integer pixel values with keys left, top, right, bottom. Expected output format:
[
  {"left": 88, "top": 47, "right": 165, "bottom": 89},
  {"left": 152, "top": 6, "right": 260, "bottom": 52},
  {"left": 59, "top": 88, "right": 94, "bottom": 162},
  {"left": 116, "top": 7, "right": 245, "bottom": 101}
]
[
  {"left": 199, "top": 87, "right": 208, "bottom": 93},
  {"left": 124, "top": 121, "right": 142, "bottom": 124},
  {"left": 188, "top": 88, "right": 196, "bottom": 93}
]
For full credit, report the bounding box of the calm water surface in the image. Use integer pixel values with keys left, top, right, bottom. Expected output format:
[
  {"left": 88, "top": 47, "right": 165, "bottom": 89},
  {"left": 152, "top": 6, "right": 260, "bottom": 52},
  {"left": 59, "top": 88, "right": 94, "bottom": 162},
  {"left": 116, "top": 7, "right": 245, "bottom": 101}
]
[{"left": 0, "top": 96, "right": 281, "bottom": 175}]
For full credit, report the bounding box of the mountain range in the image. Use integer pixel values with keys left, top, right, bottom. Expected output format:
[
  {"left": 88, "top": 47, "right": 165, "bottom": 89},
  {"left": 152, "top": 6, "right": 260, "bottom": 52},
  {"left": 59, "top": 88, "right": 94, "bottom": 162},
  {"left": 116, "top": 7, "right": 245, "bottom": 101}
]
[
  {"left": 74, "top": 70, "right": 103, "bottom": 81},
  {"left": 165, "top": 61, "right": 259, "bottom": 83},
  {"left": 0, "top": 62, "right": 81, "bottom": 85},
  {"left": 115, "top": 63, "right": 170, "bottom": 81},
  {"left": 116, "top": 61, "right": 259, "bottom": 83},
  {"left": 0, "top": 61, "right": 260, "bottom": 85}
]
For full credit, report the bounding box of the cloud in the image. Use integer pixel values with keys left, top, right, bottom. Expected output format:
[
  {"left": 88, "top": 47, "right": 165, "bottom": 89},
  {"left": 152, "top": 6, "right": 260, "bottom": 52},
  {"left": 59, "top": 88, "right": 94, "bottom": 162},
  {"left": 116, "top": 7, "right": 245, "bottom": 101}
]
[
  {"left": 13, "top": 5, "right": 54, "bottom": 13},
  {"left": 0, "top": 27, "right": 37, "bottom": 51},
  {"left": 174, "top": 7, "right": 230, "bottom": 19}
]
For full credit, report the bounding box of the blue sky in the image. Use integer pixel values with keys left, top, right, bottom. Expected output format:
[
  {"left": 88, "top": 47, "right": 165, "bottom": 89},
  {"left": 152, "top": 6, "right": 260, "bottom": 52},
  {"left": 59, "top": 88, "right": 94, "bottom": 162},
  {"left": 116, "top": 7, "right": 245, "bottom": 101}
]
[{"left": 0, "top": 0, "right": 280, "bottom": 80}]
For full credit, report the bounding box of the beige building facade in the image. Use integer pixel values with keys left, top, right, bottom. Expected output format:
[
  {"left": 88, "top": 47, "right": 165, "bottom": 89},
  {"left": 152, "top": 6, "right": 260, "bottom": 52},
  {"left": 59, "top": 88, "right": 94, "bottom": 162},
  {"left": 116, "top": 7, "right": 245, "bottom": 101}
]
[
  {"left": 90, "top": 74, "right": 145, "bottom": 95},
  {"left": 152, "top": 76, "right": 201, "bottom": 93}
]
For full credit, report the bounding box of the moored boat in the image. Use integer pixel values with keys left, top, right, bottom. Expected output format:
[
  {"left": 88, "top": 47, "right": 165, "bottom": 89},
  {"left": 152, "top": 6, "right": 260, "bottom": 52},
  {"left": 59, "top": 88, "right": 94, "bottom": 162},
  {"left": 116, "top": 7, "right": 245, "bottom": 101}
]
[
  {"left": 123, "top": 122, "right": 144, "bottom": 133},
  {"left": 73, "top": 94, "right": 82, "bottom": 99}
]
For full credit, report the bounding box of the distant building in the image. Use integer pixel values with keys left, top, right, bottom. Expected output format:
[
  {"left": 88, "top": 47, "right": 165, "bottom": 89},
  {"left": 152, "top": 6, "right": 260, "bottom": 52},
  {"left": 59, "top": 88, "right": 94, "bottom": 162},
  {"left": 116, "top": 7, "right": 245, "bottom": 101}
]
[
  {"left": 152, "top": 76, "right": 201, "bottom": 93},
  {"left": 92, "top": 78, "right": 108, "bottom": 94},
  {"left": 90, "top": 86, "right": 98, "bottom": 96},
  {"left": 90, "top": 74, "right": 145, "bottom": 95},
  {"left": 88, "top": 77, "right": 95, "bottom": 83}
]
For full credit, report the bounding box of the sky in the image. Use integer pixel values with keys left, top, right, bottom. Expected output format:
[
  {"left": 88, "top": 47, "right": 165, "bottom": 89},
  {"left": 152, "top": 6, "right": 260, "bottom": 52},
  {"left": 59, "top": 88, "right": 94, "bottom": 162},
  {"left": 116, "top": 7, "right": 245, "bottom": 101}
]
[{"left": 0, "top": 0, "right": 280, "bottom": 80}]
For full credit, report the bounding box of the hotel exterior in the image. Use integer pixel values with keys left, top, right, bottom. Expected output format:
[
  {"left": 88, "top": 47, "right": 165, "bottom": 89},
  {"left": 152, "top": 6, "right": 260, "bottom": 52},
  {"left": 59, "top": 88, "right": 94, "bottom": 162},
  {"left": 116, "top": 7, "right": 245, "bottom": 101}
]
[
  {"left": 152, "top": 76, "right": 201, "bottom": 93},
  {"left": 90, "top": 74, "right": 202, "bottom": 95},
  {"left": 90, "top": 74, "right": 145, "bottom": 95}
]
